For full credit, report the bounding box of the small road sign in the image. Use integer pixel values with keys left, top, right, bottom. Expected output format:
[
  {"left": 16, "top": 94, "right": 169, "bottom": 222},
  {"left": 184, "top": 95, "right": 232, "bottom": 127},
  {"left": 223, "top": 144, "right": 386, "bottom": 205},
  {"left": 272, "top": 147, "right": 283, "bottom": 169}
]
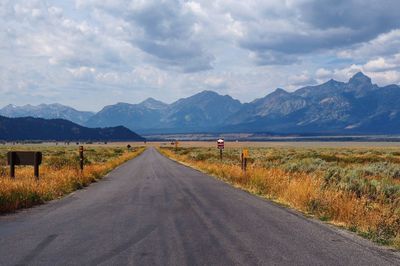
[
  {"left": 217, "top": 139, "right": 224, "bottom": 149},
  {"left": 217, "top": 139, "right": 224, "bottom": 160},
  {"left": 241, "top": 149, "right": 249, "bottom": 173},
  {"left": 242, "top": 149, "right": 249, "bottom": 158}
]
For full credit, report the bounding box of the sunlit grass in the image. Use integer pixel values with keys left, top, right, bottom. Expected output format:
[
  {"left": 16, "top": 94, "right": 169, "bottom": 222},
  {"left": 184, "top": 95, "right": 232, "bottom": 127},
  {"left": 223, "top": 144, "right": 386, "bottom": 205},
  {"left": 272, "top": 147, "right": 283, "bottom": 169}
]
[
  {"left": 160, "top": 146, "right": 400, "bottom": 249},
  {"left": 0, "top": 145, "right": 145, "bottom": 213}
]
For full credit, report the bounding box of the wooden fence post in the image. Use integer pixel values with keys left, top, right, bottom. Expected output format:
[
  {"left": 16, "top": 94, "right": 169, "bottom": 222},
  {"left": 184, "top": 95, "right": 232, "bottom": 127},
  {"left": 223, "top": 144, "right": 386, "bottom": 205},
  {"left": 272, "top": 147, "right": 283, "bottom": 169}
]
[
  {"left": 34, "top": 152, "right": 40, "bottom": 180},
  {"left": 241, "top": 149, "right": 249, "bottom": 173},
  {"left": 9, "top": 152, "right": 15, "bottom": 179}
]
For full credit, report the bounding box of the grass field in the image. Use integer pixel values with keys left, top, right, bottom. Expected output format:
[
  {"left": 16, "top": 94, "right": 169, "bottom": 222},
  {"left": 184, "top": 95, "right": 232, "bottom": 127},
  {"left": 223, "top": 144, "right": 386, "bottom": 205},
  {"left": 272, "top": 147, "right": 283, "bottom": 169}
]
[
  {"left": 0, "top": 144, "right": 145, "bottom": 213},
  {"left": 159, "top": 142, "right": 400, "bottom": 249}
]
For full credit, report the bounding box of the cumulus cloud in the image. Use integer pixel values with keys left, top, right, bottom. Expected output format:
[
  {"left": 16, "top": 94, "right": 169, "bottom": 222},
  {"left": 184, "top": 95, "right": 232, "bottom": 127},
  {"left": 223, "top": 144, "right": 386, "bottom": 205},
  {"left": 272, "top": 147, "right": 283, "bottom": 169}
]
[
  {"left": 77, "top": 0, "right": 215, "bottom": 72},
  {"left": 363, "top": 57, "right": 397, "bottom": 72},
  {"left": 1, "top": 0, "right": 400, "bottom": 110},
  {"left": 315, "top": 68, "right": 333, "bottom": 80},
  {"left": 238, "top": 0, "right": 400, "bottom": 65},
  {"left": 338, "top": 29, "right": 400, "bottom": 59}
]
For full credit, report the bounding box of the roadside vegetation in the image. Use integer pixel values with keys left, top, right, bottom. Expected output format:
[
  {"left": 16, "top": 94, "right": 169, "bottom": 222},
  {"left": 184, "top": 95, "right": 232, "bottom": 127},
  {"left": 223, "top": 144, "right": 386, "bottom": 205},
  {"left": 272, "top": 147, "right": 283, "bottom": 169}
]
[
  {"left": 0, "top": 145, "right": 145, "bottom": 213},
  {"left": 160, "top": 146, "right": 400, "bottom": 249}
]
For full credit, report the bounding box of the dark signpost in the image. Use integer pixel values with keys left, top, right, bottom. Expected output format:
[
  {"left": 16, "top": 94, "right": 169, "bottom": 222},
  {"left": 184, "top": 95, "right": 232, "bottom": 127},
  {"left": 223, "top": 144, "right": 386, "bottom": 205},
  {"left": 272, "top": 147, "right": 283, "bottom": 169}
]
[
  {"left": 171, "top": 140, "right": 179, "bottom": 151},
  {"left": 241, "top": 149, "right": 249, "bottom": 173},
  {"left": 175, "top": 141, "right": 179, "bottom": 151},
  {"left": 79, "top": 146, "right": 84, "bottom": 172},
  {"left": 217, "top": 138, "right": 224, "bottom": 160},
  {"left": 7, "top": 151, "right": 42, "bottom": 179}
]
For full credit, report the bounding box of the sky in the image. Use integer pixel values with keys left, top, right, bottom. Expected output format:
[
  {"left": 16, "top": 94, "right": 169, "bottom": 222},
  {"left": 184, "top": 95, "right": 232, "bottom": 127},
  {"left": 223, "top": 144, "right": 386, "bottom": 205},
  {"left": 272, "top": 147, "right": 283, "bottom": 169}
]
[{"left": 1, "top": 0, "right": 400, "bottom": 111}]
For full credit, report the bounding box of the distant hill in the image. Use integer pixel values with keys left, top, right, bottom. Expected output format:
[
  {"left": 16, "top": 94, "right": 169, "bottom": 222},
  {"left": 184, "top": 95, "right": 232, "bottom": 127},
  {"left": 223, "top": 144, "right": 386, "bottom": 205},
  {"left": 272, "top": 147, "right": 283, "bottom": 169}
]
[
  {"left": 0, "top": 103, "right": 94, "bottom": 125},
  {"left": 0, "top": 116, "right": 144, "bottom": 141},
  {"left": 85, "top": 98, "right": 167, "bottom": 131}
]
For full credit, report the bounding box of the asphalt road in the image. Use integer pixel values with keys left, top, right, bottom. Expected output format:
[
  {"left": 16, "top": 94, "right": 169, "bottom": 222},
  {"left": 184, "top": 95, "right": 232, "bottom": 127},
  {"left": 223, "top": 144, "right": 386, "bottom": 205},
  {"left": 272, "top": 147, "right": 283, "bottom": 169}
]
[{"left": 0, "top": 147, "right": 399, "bottom": 266}]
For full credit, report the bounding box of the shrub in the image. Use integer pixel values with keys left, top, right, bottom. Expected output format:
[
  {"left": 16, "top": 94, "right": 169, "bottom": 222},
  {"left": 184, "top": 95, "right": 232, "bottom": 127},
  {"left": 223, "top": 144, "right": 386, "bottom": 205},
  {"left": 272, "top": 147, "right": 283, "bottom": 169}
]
[{"left": 46, "top": 155, "right": 80, "bottom": 170}]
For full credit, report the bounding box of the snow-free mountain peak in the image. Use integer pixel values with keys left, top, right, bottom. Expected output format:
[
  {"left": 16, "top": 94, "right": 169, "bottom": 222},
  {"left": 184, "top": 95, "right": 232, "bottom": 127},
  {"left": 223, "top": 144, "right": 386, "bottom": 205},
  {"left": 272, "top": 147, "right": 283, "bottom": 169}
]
[
  {"left": 139, "top": 98, "right": 168, "bottom": 109},
  {"left": 272, "top": 88, "right": 288, "bottom": 95},
  {"left": 349, "top": 72, "right": 372, "bottom": 86}
]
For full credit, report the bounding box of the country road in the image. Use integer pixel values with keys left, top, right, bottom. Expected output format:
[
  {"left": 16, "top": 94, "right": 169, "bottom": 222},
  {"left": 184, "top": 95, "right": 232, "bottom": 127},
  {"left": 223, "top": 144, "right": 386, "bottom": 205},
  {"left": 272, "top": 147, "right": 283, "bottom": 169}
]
[{"left": 0, "top": 147, "right": 399, "bottom": 265}]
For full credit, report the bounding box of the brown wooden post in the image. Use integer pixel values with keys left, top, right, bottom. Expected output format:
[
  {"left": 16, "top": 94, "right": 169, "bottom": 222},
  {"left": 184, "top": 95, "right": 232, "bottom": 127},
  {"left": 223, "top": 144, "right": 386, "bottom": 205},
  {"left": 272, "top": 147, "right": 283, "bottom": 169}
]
[
  {"left": 241, "top": 149, "right": 248, "bottom": 173},
  {"left": 241, "top": 152, "right": 244, "bottom": 171},
  {"left": 34, "top": 152, "right": 39, "bottom": 180},
  {"left": 79, "top": 146, "right": 84, "bottom": 172},
  {"left": 9, "top": 152, "right": 15, "bottom": 179}
]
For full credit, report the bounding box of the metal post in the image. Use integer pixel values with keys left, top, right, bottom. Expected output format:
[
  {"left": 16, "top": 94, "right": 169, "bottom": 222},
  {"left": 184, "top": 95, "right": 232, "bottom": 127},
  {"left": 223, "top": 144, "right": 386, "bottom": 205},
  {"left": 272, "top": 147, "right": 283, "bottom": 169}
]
[
  {"left": 79, "top": 146, "right": 84, "bottom": 172},
  {"left": 220, "top": 149, "right": 223, "bottom": 160},
  {"left": 10, "top": 152, "right": 15, "bottom": 179},
  {"left": 175, "top": 141, "right": 178, "bottom": 152},
  {"left": 34, "top": 152, "right": 39, "bottom": 180}
]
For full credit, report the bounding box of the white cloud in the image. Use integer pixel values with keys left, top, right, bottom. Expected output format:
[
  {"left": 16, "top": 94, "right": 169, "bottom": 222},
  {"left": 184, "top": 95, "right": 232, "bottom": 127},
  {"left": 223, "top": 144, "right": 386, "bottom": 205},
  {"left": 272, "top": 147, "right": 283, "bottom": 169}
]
[
  {"left": 338, "top": 29, "right": 400, "bottom": 59},
  {"left": 363, "top": 57, "right": 397, "bottom": 72},
  {"left": 315, "top": 68, "right": 332, "bottom": 80},
  {"left": 68, "top": 66, "right": 96, "bottom": 80},
  {"left": 288, "top": 72, "right": 316, "bottom": 87},
  {"left": 368, "top": 71, "right": 400, "bottom": 85},
  {"left": 1, "top": 0, "right": 400, "bottom": 110}
]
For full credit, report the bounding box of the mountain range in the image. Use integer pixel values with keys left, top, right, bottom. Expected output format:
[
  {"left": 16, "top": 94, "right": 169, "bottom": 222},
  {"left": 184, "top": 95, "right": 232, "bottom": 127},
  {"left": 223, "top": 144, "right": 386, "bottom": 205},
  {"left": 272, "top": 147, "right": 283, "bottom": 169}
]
[
  {"left": 0, "top": 103, "right": 94, "bottom": 125},
  {"left": 2, "top": 72, "right": 400, "bottom": 135},
  {"left": 84, "top": 91, "right": 243, "bottom": 134},
  {"left": 225, "top": 72, "right": 400, "bottom": 134},
  {"left": 0, "top": 116, "right": 144, "bottom": 141}
]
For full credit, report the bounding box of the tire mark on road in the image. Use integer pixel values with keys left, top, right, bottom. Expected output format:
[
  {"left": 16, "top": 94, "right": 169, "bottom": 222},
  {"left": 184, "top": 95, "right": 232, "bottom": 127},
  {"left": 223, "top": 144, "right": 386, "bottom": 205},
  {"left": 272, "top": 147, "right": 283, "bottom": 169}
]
[
  {"left": 16, "top": 234, "right": 57, "bottom": 266},
  {"left": 89, "top": 224, "right": 157, "bottom": 266}
]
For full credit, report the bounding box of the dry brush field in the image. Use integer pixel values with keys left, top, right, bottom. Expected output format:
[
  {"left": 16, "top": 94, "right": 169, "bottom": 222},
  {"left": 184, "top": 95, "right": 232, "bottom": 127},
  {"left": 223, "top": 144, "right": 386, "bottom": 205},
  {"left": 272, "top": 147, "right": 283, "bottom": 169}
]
[
  {"left": 0, "top": 144, "right": 145, "bottom": 213},
  {"left": 160, "top": 143, "right": 400, "bottom": 249}
]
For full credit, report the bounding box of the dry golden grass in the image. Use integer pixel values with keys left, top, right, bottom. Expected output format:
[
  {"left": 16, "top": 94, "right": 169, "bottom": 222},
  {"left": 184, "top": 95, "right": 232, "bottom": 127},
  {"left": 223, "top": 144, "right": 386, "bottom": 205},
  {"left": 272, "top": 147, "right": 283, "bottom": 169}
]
[
  {"left": 160, "top": 147, "right": 400, "bottom": 249},
  {"left": 0, "top": 146, "right": 145, "bottom": 213},
  {"left": 152, "top": 140, "right": 400, "bottom": 148}
]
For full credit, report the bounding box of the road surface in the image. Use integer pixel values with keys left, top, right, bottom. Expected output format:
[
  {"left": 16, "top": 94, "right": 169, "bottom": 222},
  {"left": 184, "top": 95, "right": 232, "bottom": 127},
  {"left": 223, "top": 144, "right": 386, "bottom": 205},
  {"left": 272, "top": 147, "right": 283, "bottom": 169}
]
[{"left": 0, "top": 147, "right": 399, "bottom": 265}]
